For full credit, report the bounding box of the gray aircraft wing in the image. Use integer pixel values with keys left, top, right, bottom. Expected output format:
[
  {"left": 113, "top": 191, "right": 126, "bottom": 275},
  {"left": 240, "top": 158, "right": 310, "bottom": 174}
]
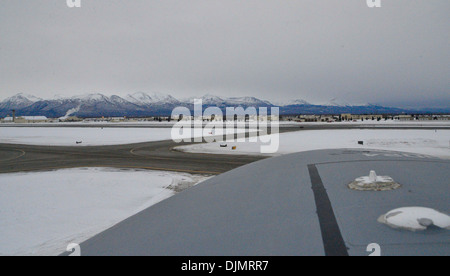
[{"left": 64, "top": 149, "right": 450, "bottom": 256}]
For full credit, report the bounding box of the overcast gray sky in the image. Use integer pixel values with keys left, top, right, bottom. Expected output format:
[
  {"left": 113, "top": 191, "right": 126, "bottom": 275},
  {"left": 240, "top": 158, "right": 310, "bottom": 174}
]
[{"left": 0, "top": 0, "right": 448, "bottom": 107}]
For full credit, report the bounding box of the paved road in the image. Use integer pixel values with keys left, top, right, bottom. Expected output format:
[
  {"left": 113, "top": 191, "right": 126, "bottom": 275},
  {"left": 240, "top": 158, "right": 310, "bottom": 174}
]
[
  {"left": 0, "top": 125, "right": 302, "bottom": 174},
  {"left": 0, "top": 125, "right": 316, "bottom": 175},
  {"left": 0, "top": 140, "right": 267, "bottom": 175},
  {"left": 63, "top": 149, "right": 450, "bottom": 256}
]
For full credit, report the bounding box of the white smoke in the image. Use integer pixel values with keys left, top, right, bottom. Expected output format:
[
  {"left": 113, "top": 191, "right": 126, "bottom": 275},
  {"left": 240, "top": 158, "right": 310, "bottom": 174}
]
[{"left": 59, "top": 106, "right": 81, "bottom": 120}]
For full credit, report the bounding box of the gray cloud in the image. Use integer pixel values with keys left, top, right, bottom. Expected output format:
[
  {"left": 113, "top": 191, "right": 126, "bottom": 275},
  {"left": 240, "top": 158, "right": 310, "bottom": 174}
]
[{"left": 0, "top": 0, "right": 448, "bottom": 107}]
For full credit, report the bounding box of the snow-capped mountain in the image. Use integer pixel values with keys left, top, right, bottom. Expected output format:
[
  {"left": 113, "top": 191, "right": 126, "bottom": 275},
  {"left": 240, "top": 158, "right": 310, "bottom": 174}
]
[
  {"left": 225, "top": 96, "right": 273, "bottom": 107},
  {"left": 191, "top": 94, "right": 226, "bottom": 106},
  {"left": 321, "top": 98, "right": 352, "bottom": 107},
  {"left": 275, "top": 99, "right": 311, "bottom": 106},
  {"left": 181, "top": 94, "right": 228, "bottom": 106},
  {"left": 182, "top": 95, "right": 273, "bottom": 108},
  {"left": 0, "top": 93, "right": 42, "bottom": 110},
  {"left": 72, "top": 93, "right": 109, "bottom": 102},
  {"left": 126, "top": 92, "right": 156, "bottom": 105},
  {"left": 0, "top": 92, "right": 435, "bottom": 118},
  {"left": 0, "top": 92, "right": 184, "bottom": 117},
  {"left": 126, "top": 92, "right": 180, "bottom": 105}
]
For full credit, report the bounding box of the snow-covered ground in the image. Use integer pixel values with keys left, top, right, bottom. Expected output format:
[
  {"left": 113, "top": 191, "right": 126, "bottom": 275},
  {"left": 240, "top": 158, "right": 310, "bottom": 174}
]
[
  {"left": 1, "top": 121, "right": 448, "bottom": 147},
  {"left": 0, "top": 127, "right": 173, "bottom": 146},
  {"left": 0, "top": 168, "right": 210, "bottom": 256},
  {"left": 0, "top": 127, "right": 246, "bottom": 146},
  {"left": 176, "top": 129, "right": 450, "bottom": 159}
]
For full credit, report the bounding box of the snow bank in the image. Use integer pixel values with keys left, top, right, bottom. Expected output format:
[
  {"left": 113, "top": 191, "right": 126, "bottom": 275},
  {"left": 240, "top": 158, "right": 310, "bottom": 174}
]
[
  {"left": 378, "top": 207, "right": 450, "bottom": 231},
  {"left": 0, "top": 168, "right": 210, "bottom": 256},
  {"left": 176, "top": 129, "right": 450, "bottom": 159}
]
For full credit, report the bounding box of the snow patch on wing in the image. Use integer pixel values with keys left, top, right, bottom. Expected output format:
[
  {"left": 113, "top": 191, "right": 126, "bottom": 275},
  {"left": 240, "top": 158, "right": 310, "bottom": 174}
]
[{"left": 378, "top": 207, "right": 450, "bottom": 231}]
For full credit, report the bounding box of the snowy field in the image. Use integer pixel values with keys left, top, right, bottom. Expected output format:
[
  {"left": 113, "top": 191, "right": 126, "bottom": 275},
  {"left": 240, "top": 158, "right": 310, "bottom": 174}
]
[
  {"left": 176, "top": 129, "right": 450, "bottom": 159},
  {"left": 0, "top": 168, "right": 210, "bottom": 256},
  {"left": 0, "top": 121, "right": 448, "bottom": 147},
  {"left": 0, "top": 127, "right": 246, "bottom": 146},
  {"left": 0, "top": 127, "right": 173, "bottom": 146}
]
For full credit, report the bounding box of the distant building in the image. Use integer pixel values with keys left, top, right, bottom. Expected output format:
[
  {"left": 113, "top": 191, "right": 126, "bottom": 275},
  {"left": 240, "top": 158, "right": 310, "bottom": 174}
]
[
  {"left": 360, "top": 115, "right": 383, "bottom": 121},
  {"left": 2, "top": 116, "right": 48, "bottom": 123},
  {"left": 299, "top": 115, "right": 320, "bottom": 122},
  {"left": 396, "top": 115, "right": 413, "bottom": 121},
  {"left": 417, "top": 115, "right": 433, "bottom": 121},
  {"left": 1, "top": 117, "right": 14, "bottom": 123},
  {"left": 319, "top": 115, "right": 336, "bottom": 122},
  {"left": 341, "top": 114, "right": 352, "bottom": 121},
  {"left": 437, "top": 115, "right": 450, "bottom": 121}
]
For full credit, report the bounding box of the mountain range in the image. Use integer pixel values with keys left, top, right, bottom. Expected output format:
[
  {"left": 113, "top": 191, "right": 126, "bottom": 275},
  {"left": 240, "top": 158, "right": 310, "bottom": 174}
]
[{"left": 0, "top": 93, "right": 446, "bottom": 118}]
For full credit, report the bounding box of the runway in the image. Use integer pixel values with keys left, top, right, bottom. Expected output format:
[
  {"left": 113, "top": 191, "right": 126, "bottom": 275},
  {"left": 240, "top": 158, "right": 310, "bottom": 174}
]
[
  {"left": 0, "top": 140, "right": 266, "bottom": 175},
  {"left": 0, "top": 125, "right": 308, "bottom": 175},
  {"left": 1, "top": 124, "right": 449, "bottom": 175}
]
